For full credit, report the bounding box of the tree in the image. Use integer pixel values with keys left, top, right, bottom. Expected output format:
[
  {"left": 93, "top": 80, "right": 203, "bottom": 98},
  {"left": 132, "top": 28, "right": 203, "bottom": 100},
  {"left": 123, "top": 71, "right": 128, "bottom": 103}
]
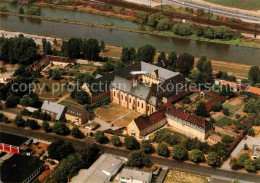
[
  {"left": 248, "top": 66, "right": 260, "bottom": 85},
  {"left": 197, "top": 55, "right": 207, "bottom": 72},
  {"left": 14, "top": 115, "right": 26, "bottom": 127},
  {"left": 244, "top": 159, "right": 257, "bottom": 172},
  {"left": 100, "top": 40, "right": 105, "bottom": 51},
  {"left": 136, "top": 45, "right": 156, "bottom": 63},
  {"left": 221, "top": 135, "right": 234, "bottom": 144},
  {"left": 70, "top": 85, "right": 89, "bottom": 105},
  {"left": 140, "top": 140, "right": 154, "bottom": 154},
  {"left": 20, "top": 95, "right": 33, "bottom": 107},
  {"left": 94, "top": 131, "right": 109, "bottom": 144},
  {"left": 71, "top": 127, "right": 84, "bottom": 139},
  {"left": 222, "top": 108, "right": 230, "bottom": 116},
  {"left": 65, "top": 38, "right": 82, "bottom": 59},
  {"left": 220, "top": 85, "right": 236, "bottom": 99},
  {"left": 26, "top": 6, "right": 41, "bottom": 16},
  {"left": 27, "top": 119, "right": 39, "bottom": 130},
  {"left": 171, "top": 145, "right": 188, "bottom": 160},
  {"left": 157, "top": 51, "right": 166, "bottom": 63},
  {"left": 45, "top": 42, "right": 52, "bottom": 55},
  {"left": 79, "top": 144, "right": 100, "bottom": 168},
  {"left": 127, "top": 150, "right": 151, "bottom": 168},
  {"left": 166, "top": 51, "right": 177, "bottom": 70},
  {"left": 197, "top": 8, "right": 205, "bottom": 17},
  {"left": 111, "top": 135, "right": 122, "bottom": 147},
  {"left": 48, "top": 139, "right": 75, "bottom": 161},
  {"left": 156, "top": 19, "right": 171, "bottom": 31},
  {"left": 148, "top": 13, "right": 166, "bottom": 28},
  {"left": 230, "top": 157, "right": 240, "bottom": 170},
  {"left": 121, "top": 47, "right": 136, "bottom": 64},
  {"left": 211, "top": 102, "right": 222, "bottom": 112},
  {"left": 207, "top": 152, "right": 221, "bottom": 167},
  {"left": 18, "top": 6, "right": 24, "bottom": 14},
  {"left": 248, "top": 129, "right": 255, "bottom": 137},
  {"left": 42, "top": 121, "right": 51, "bottom": 132},
  {"left": 183, "top": 96, "right": 191, "bottom": 104},
  {"left": 238, "top": 153, "right": 250, "bottom": 167},
  {"left": 195, "top": 102, "right": 209, "bottom": 117},
  {"left": 82, "top": 38, "right": 101, "bottom": 61},
  {"left": 52, "top": 121, "right": 70, "bottom": 135},
  {"left": 124, "top": 135, "right": 140, "bottom": 150},
  {"left": 255, "top": 157, "right": 260, "bottom": 170},
  {"left": 51, "top": 69, "right": 62, "bottom": 80},
  {"left": 157, "top": 142, "right": 170, "bottom": 157},
  {"left": 5, "top": 94, "right": 20, "bottom": 108},
  {"left": 244, "top": 143, "right": 249, "bottom": 150},
  {"left": 176, "top": 53, "right": 194, "bottom": 77},
  {"left": 189, "top": 149, "right": 204, "bottom": 163}
]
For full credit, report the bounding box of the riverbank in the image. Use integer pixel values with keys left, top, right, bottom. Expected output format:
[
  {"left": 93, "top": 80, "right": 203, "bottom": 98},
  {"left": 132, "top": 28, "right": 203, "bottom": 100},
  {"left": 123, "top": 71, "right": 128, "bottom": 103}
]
[
  {"left": 1, "top": 1, "right": 260, "bottom": 48},
  {"left": 0, "top": 29, "right": 251, "bottom": 78},
  {"left": 1, "top": 10, "right": 260, "bottom": 49}
]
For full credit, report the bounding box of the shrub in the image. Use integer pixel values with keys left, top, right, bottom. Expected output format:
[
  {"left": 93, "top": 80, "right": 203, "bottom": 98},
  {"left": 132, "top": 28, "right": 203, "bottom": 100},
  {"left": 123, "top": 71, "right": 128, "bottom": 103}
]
[
  {"left": 27, "top": 119, "right": 40, "bottom": 130},
  {"left": 221, "top": 135, "right": 234, "bottom": 145},
  {"left": 248, "top": 129, "right": 255, "bottom": 137},
  {"left": 230, "top": 157, "right": 240, "bottom": 170},
  {"left": 244, "top": 143, "right": 249, "bottom": 150},
  {"left": 26, "top": 6, "right": 41, "bottom": 16},
  {"left": 14, "top": 115, "right": 26, "bottom": 127}
]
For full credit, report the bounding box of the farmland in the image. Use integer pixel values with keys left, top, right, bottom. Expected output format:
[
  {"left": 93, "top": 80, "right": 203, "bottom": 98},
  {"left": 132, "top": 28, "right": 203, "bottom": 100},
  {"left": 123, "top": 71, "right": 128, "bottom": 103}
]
[{"left": 206, "top": 0, "right": 260, "bottom": 10}]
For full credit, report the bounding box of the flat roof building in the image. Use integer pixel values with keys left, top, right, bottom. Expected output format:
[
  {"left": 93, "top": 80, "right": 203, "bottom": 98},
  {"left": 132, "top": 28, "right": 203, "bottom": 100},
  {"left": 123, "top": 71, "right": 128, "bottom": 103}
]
[
  {"left": 0, "top": 132, "right": 30, "bottom": 154},
  {"left": 71, "top": 154, "right": 123, "bottom": 183},
  {"left": 120, "top": 167, "right": 152, "bottom": 183}
]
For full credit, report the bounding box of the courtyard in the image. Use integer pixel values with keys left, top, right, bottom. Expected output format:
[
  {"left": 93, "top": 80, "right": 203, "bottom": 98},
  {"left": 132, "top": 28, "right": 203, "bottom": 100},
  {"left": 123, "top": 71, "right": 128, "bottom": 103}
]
[{"left": 95, "top": 103, "right": 142, "bottom": 127}]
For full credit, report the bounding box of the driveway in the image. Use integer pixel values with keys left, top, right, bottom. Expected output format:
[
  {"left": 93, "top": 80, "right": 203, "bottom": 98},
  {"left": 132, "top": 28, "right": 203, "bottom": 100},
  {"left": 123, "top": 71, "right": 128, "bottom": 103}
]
[{"left": 221, "top": 135, "right": 260, "bottom": 170}]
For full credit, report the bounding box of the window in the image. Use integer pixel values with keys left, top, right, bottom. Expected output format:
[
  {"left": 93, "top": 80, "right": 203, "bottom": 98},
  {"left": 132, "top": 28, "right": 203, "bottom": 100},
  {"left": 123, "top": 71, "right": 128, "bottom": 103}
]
[
  {"left": 129, "top": 98, "right": 131, "bottom": 103},
  {"left": 138, "top": 102, "right": 139, "bottom": 107},
  {"left": 114, "top": 91, "right": 115, "bottom": 96},
  {"left": 142, "top": 103, "right": 143, "bottom": 108},
  {"left": 125, "top": 96, "right": 127, "bottom": 101}
]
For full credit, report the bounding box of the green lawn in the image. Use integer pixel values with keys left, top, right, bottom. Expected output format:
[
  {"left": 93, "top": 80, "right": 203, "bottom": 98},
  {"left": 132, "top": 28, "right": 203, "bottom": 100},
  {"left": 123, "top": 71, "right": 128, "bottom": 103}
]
[{"left": 206, "top": 0, "right": 260, "bottom": 10}]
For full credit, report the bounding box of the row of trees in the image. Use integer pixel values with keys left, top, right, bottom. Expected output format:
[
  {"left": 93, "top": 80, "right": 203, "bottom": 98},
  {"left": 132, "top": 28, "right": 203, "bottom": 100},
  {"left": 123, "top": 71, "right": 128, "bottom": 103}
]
[{"left": 94, "top": 130, "right": 224, "bottom": 167}]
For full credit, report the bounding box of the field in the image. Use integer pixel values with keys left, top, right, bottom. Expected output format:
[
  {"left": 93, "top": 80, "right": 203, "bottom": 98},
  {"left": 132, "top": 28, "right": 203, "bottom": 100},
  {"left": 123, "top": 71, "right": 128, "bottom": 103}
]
[
  {"left": 34, "top": 76, "right": 70, "bottom": 100},
  {"left": 215, "top": 116, "right": 233, "bottom": 127},
  {"left": 164, "top": 170, "right": 208, "bottom": 183},
  {"left": 205, "top": 0, "right": 260, "bottom": 10}
]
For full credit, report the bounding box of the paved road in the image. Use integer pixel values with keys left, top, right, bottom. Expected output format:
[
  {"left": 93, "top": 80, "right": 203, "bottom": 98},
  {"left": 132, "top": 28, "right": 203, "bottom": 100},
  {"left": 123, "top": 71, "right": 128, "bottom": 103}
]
[
  {"left": 163, "top": 0, "right": 260, "bottom": 23},
  {"left": 1, "top": 124, "right": 260, "bottom": 182}
]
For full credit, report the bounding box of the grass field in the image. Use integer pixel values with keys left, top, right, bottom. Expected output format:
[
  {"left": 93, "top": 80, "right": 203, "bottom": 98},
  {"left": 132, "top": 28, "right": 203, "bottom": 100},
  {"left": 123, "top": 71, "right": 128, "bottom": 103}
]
[
  {"left": 205, "top": 0, "right": 260, "bottom": 10},
  {"left": 164, "top": 170, "right": 208, "bottom": 183}
]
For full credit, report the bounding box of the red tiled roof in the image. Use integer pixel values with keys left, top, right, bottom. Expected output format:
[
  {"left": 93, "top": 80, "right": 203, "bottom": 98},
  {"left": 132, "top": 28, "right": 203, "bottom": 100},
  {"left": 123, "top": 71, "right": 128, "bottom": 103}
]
[
  {"left": 167, "top": 107, "right": 212, "bottom": 129},
  {"left": 134, "top": 109, "right": 166, "bottom": 130}
]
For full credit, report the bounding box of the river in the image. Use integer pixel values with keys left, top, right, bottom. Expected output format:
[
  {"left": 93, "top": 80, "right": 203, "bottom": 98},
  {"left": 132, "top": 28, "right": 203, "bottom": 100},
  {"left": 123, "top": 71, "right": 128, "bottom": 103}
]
[{"left": 0, "top": 3, "right": 259, "bottom": 65}]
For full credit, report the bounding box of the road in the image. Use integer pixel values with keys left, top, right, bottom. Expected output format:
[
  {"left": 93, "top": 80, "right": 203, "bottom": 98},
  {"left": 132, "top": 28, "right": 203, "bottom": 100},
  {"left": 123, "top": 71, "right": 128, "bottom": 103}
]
[
  {"left": 1, "top": 124, "right": 260, "bottom": 182},
  {"left": 163, "top": 0, "right": 260, "bottom": 23}
]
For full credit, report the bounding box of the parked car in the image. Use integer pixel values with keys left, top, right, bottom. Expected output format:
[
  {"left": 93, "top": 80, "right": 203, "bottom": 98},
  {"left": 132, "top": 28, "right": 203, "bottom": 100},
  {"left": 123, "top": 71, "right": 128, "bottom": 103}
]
[{"left": 243, "top": 136, "right": 247, "bottom": 140}]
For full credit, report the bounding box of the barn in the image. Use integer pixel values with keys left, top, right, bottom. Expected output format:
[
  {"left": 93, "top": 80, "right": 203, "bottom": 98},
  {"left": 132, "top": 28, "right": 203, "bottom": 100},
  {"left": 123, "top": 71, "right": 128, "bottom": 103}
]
[{"left": 0, "top": 132, "right": 30, "bottom": 154}]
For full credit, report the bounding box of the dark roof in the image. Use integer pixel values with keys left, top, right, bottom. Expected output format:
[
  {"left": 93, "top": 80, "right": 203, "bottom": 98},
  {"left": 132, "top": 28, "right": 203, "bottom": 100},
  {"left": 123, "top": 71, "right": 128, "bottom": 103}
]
[
  {"left": 134, "top": 109, "right": 166, "bottom": 130},
  {"left": 1, "top": 154, "right": 44, "bottom": 182},
  {"left": 0, "top": 132, "right": 29, "bottom": 147},
  {"left": 167, "top": 108, "right": 212, "bottom": 129},
  {"left": 66, "top": 105, "right": 88, "bottom": 117}
]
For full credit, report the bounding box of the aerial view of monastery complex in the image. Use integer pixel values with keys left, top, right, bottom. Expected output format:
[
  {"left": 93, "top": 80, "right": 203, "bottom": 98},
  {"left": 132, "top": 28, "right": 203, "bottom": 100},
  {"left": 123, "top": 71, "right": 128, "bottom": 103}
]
[{"left": 0, "top": 0, "right": 260, "bottom": 182}]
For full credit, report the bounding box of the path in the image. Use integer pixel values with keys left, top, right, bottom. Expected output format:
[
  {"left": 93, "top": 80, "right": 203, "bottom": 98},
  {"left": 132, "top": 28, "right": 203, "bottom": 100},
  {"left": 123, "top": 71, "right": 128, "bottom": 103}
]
[{"left": 110, "top": 110, "right": 133, "bottom": 124}]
